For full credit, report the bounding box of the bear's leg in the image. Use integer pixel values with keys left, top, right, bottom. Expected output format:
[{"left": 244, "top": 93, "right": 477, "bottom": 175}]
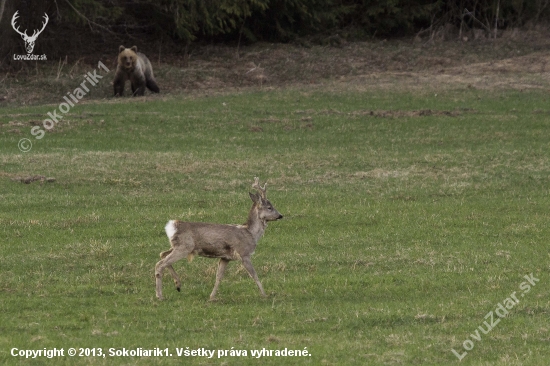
[
  {"left": 132, "top": 85, "right": 145, "bottom": 96},
  {"left": 131, "top": 77, "right": 146, "bottom": 96},
  {"left": 113, "top": 76, "right": 125, "bottom": 97}
]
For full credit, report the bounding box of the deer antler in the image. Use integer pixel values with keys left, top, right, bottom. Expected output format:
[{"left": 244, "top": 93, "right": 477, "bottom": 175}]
[
  {"left": 11, "top": 11, "right": 48, "bottom": 41},
  {"left": 11, "top": 11, "right": 28, "bottom": 38},
  {"left": 29, "top": 13, "right": 48, "bottom": 40},
  {"left": 252, "top": 177, "right": 267, "bottom": 199}
]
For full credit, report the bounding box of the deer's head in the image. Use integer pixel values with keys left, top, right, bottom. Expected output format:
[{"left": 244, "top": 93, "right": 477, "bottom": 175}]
[
  {"left": 250, "top": 177, "right": 283, "bottom": 222},
  {"left": 11, "top": 11, "right": 49, "bottom": 54}
]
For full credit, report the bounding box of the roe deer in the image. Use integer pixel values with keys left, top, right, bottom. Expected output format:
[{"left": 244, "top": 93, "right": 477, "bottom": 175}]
[{"left": 155, "top": 177, "right": 283, "bottom": 300}]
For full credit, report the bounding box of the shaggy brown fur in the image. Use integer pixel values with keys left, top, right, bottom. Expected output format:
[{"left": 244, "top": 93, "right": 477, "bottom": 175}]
[{"left": 113, "top": 45, "right": 159, "bottom": 97}]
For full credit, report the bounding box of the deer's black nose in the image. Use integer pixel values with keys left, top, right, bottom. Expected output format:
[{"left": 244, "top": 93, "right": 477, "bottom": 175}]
[{"left": 278, "top": 214, "right": 283, "bottom": 219}]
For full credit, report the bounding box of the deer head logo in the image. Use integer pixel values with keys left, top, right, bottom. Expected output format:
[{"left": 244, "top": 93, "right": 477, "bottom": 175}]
[{"left": 11, "top": 11, "right": 49, "bottom": 54}]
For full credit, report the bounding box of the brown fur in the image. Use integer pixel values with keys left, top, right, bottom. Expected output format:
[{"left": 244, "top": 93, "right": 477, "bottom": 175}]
[{"left": 113, "top": 45, "right": 159, "bottom": 96}]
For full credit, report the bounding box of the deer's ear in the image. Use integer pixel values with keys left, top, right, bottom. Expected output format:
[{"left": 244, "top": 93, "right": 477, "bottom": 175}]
[{"left": 249, "top": 192, "right": 260, "bottom": 204}]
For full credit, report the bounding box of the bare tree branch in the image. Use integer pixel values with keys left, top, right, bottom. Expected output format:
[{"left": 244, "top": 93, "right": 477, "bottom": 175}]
[
  {"left": 64, "top": 0, "right": 116, "bottom": 35},
  {"left": 0, "top": 0, "right": 8, "bottom": 25},
  {"left": 494, "top": 0, "right": 500, "bottom": 39}
]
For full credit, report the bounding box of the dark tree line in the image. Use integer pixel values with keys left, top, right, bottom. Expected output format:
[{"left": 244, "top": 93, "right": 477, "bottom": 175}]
[{"left": 1, "top": 0, "right": 549, "bottom": 65}]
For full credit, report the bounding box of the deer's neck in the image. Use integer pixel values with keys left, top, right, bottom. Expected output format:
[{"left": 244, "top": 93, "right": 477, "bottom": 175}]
[{"left": 246, "top": 208, "right": 267, "bottom": 242}]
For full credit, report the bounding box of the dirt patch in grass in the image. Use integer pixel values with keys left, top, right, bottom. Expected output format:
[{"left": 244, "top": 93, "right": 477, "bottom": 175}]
[
  {"left": 349, "top": 109, "right": 466, "bottom": 118},
  {"left": 10, "top": 175, "right": 56, "bottom": 184},
  {"left": 292, "top": 108, "right": 472, "bottom": 121}
]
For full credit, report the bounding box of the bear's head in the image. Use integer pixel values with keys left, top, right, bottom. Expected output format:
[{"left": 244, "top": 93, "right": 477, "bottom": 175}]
[{"left": 118, "top": 45, "right": 138, "bottom": 70}]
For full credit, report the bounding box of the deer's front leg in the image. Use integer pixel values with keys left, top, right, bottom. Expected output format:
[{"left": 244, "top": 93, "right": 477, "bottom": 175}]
[
  {"left": 241, "top": 256, "right": 266, "bottom": 297},
  {"left": 210, "top": 258, "right": 229, "bottom": 301}
]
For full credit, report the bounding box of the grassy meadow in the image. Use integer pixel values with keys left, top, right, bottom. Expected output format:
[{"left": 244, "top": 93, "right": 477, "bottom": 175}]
[{"left": 1, "top": 83, "right": 549, "bottom": 365}]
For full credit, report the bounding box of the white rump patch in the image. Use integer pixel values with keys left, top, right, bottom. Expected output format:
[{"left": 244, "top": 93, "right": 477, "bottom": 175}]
[{"left": 165, "top": 220, "right": 177, "bottom": 240}]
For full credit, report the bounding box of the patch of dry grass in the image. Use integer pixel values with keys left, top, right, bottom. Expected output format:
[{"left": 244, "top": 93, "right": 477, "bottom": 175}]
[{"left": 3, "top": 27, "right": 550, "bottom": 105}]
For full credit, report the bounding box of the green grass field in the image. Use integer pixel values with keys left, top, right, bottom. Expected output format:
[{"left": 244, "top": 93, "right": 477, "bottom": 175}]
[{"left": 1, "top": 83, "right": 549, "bottom": 365}]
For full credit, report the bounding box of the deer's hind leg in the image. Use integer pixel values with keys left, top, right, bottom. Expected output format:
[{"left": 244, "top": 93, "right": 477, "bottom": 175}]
[
  {"left": 160, "top": 249, "right": 181, "bottom": 292},
  {"left": 155, "top": 247, "right": 190, "bottom": 300},
  {"left": 167, "top": 266, "right": 181, "bottom": 292}
]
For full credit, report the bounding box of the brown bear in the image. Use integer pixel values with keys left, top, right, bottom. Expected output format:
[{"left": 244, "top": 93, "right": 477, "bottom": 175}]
[{"left": 113, "top": 45, "right": 159, "bottom": 97}]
